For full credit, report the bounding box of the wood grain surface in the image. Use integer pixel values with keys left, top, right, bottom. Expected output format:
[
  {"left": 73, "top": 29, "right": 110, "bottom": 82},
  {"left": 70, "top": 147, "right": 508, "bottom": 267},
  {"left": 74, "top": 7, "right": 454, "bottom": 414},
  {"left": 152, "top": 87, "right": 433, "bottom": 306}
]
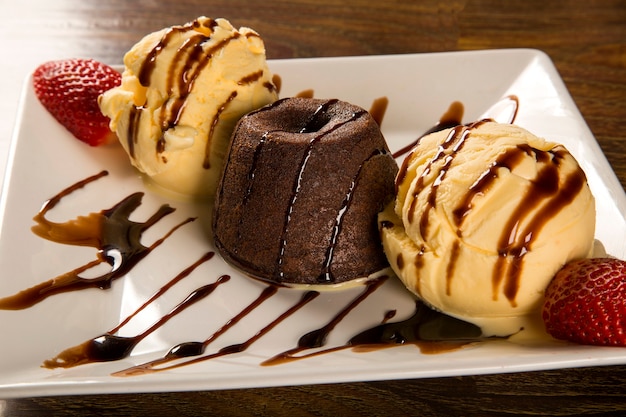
[{"left": 0, "top": 0, "right": 625, "bottom": 415}]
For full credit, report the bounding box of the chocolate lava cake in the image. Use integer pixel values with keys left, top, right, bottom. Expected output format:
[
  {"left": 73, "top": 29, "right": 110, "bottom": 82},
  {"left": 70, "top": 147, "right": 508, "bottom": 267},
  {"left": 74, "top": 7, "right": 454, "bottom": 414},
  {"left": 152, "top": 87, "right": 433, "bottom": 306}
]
[{"left": 213, "top": 97, "right": 398, "bottom": 286}]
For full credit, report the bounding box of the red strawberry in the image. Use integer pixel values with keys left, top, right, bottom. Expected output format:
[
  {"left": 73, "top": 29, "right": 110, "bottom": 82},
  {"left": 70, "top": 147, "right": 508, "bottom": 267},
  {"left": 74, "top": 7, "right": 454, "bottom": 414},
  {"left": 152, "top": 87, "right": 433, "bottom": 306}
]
[
  {"left": 33, "top": 58, "right": 121, "bottom": 146},
  {"left": 542, "top": 257, "right": 626, "bottom": 346}
]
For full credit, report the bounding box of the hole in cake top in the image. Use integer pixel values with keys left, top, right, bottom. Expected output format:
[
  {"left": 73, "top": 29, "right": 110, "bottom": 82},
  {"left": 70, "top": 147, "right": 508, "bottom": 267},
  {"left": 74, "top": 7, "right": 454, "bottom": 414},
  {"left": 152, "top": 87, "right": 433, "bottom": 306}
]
[
  {"left": 249, "top": 98, "right": 357, "bottom": 136},
  {"left": 298, "top": 111, "right": 332, "bottom": 134},
  {"left": 298, "top": 99, "right": 338, "bottom": 134}
]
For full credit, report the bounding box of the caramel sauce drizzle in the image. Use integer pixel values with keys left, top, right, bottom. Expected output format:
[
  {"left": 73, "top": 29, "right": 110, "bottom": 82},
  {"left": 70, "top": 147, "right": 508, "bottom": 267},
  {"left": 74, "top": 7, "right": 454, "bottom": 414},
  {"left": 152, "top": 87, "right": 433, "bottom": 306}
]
[{"left": 0, "top": 171, "right": 193, "bottom": 310}]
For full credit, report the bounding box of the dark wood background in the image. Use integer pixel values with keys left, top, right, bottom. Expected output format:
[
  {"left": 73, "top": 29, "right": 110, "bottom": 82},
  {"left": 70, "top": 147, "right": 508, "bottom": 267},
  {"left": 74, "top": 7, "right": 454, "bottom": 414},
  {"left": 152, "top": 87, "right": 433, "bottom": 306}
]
[{"left": 1, "top": 0, "right": 625, "bottom": 415}]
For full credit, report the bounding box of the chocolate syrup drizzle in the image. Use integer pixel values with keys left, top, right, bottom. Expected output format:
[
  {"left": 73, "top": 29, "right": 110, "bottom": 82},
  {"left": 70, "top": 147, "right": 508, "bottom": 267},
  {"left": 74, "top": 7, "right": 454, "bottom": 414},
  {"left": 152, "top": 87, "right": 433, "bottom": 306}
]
[
  {"left": 111, "top": 274, "right": 480, "bottom": 376},
  {"left": 408, "top": 121, "right": 487, "bottom": 233},
  {"left": 369, "top": 97, "right": 389, "bottom": 127},
  {"left": 392, "top": 96, "right": 519, "bottom": 160},
  {"left": 261, "top": 276, "right": 390, "bottom": 365},
  {"left": 492, "top": 146, "right": 584, "bottom": 304},
  {"left": 318, "top": 148, "right": 388, "bottom": 283},
  {"left": 43, "top": 252, "right": 218, "bottom": 368},
  {"left": 392, "top": 101, "right": 465, "bottom": 160},
  {"left": 2, "top": 168, "right": 483, "bottom": 375},
  {"left": 278, "top": 101, "right": 388, "bottom": 283},
  {"left": 0, "top": 171, "right": 193, "bottom": 310},
  {"left": 279, "top": 99, "right": 367, "bottom": 283},
  {"left": 203, "top": 90, "right": 238, "bottom": 169},
  {"left": 114, "top": 289, "right": 319, "bottom": 377},
  {"left": 1, "top": 96, "right": 536, "bottom": 377},
  {"left": 264, "top": 299, "right": 483, "bottom": 365}
]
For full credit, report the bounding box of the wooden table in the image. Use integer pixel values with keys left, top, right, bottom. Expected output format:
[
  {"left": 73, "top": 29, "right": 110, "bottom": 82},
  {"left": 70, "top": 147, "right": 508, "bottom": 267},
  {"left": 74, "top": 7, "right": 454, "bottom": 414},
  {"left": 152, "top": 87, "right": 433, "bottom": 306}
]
[{"left": 1, "top": 0, "right": 625, "bottom": 415}]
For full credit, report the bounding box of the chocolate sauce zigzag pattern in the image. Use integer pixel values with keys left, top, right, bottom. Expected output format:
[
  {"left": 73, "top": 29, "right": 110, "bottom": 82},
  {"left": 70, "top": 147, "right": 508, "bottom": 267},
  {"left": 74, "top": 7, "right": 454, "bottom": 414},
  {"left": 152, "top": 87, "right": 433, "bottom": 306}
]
[{"left": 1, "top": 97, "right": 525, "bottom": 376}]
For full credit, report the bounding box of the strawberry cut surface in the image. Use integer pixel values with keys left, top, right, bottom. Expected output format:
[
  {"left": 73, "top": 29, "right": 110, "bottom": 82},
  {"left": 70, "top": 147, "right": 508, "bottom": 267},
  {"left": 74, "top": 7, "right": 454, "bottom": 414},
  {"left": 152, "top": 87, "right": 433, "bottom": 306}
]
[
  {"left": 33, "top": 58, "right": 121, "bottom": 146},
  {"left": 542, "top": 257, "right": 626, "bottom": 346}
]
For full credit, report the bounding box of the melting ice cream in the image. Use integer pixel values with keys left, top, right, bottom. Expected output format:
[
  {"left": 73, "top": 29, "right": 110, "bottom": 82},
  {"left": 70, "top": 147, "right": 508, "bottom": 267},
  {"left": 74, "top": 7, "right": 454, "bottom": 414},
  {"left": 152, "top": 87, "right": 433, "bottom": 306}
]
[
  {"left": 99, "top": 17, "right": 278, "bottom": 198},
  {"left": 379, "top": 121, "right": 596, "bottom": 335}
]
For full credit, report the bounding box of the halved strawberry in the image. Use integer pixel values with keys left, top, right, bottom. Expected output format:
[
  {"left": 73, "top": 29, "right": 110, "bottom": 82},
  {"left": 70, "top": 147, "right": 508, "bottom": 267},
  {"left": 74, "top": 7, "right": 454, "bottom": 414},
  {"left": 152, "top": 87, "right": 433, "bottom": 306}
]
[
  {"left": 542, "top": 257, "right": 626, "bottom": 346},
  {"left": 33, "top": 58, "right": 121, "bottom": 146}
]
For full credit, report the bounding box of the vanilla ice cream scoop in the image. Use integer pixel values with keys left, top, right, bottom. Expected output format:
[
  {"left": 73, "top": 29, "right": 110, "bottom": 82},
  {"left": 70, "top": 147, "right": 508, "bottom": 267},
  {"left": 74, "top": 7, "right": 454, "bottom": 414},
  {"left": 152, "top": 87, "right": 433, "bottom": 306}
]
[
  {"left": 379, "top": 121, "right": 596, "bottom": 335},
  {"left": 99, "top": 17, "right": 278, "bottom": 198}
]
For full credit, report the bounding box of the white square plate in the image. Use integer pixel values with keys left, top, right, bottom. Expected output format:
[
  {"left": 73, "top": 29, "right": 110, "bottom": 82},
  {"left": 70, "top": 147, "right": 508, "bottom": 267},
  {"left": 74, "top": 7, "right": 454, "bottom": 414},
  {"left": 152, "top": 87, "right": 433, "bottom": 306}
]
[{"left": 1, "top": 49, "right": 626, "bottom": 398}]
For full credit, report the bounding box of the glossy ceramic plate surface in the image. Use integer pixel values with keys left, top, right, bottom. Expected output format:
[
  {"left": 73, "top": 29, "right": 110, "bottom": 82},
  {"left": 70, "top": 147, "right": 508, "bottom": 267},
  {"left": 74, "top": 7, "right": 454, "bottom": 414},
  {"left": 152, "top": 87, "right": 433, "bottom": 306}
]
[{"left": 1, "top": 49, "right": 625, "bottom": 398}]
